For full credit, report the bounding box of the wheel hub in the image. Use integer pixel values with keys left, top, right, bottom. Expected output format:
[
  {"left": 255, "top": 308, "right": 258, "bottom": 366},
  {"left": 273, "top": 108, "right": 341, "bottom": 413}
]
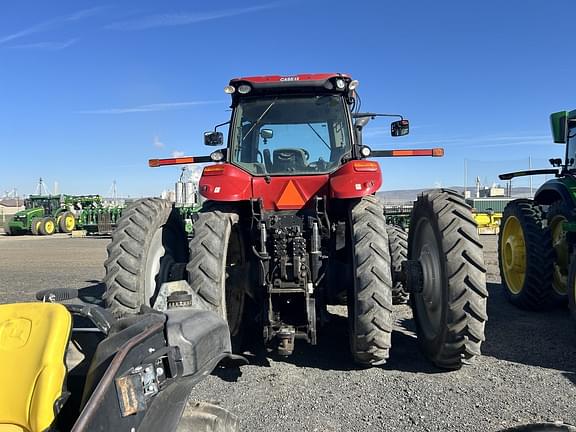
[
  {"left": 402, "top": 259, "right": 424, "bottom": 294},
  {"left": 503, "top": 234, "right": 526, "bottom": 273},
  {"left": 500, "top": 216, "right": 526, "bottom": 295},
  {"left": 550, "top": 215, "right": 569, "bottom": 295},
  {"left": 145, "top": 226, "right": 188, "bottom": 306},
  {"left": 412, "top": 218, "right": 443, "bottom": 341}
]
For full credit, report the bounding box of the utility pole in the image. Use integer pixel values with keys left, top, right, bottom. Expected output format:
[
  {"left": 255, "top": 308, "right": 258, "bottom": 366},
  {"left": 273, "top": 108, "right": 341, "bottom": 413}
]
[
  {"left": 464, "top": 159, "right": 468, "bottom": 198},
  {"left": 36, "top": 178, "right": 50, "bottom": 195}
]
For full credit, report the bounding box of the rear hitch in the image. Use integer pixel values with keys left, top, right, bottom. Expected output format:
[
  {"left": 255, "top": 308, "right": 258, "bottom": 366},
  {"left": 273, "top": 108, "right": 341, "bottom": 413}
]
[{"left": 276, "top": 326, "right": 296, "bottom": 356}]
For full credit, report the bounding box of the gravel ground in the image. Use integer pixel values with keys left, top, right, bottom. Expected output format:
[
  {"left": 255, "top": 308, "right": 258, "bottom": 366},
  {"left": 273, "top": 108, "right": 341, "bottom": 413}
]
[{"left": 0, "top": 234, "right": 575, "bottom": 431}]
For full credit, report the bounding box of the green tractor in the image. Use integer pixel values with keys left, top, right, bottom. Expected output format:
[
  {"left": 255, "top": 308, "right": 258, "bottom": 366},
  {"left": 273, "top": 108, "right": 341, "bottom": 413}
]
[
  {"left": 498, "top": 110, "right": 576, "bottom": 319},
  {"left": 4, "top": 195, "right": 76, "bottom": 236}
]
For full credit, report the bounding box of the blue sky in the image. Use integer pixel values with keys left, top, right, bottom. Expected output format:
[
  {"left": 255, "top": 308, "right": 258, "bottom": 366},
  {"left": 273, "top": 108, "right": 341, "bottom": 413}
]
[{"left": 1, "top": 0, "right": 574, "bottom": 197}]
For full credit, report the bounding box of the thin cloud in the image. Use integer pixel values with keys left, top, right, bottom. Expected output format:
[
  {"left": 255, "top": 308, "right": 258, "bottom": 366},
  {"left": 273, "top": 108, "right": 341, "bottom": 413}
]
[
  {"left": 77, "top": 100, "right": 222, "bottom": 114},
  {"left": 393, "top": 134, "right": 549, "bottom": 148},
  {"left": 0, "top": 6, "right": 107, "bottom": 46},
  {"left": 153, "top": 135, "right": 165, "bottom": 148},
  {"left": 172, "top": 150, "right": 185, "bottom": 158},
  {"left": 7, "top": 39, "right": 78, "bottom": 51},
  {"left": 107, "top": 3, "right": 281, "bottom": 30}
]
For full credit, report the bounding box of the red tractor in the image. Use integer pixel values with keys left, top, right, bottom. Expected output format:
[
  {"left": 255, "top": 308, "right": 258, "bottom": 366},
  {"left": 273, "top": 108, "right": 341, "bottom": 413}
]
[{"left": 104, "top": 73, "right": 487, "bottom": 369}]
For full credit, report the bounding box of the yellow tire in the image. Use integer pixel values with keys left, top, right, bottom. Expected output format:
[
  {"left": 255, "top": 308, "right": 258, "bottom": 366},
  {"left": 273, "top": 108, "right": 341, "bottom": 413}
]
[
  {"left": 547, "top": 201, "right": 572, "bottom": 298},
  {"left": 30, "top": 217, "right": 43, "bottom": 235},
  {"left": 39, "top": 217, "right": 56, "bottom": 236},
  {"left": 58, "top": 212, "right": 75, "bottom": 233},
  {"left": 498, "top": 199, "right": 556, "bottom": 310}
]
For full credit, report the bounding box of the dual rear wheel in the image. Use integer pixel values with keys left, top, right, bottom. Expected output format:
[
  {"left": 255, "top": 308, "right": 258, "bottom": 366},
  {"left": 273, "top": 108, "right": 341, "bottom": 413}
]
[
  {"left": 498, "top": 199, "right": 567, "bottom": 310},
  {"left": 57, "top": 212, "right": 76, "bottom": 233},
  {"left": 104, "top": 191, "right": 488, "bottom": 369},
  {"left": 348, "top": 189, "right": 487, "bottom": 369}
]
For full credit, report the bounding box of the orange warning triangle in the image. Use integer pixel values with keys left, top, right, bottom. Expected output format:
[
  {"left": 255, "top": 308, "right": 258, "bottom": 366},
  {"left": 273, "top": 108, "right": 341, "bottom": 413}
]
[{"left": 277, "top": 180, "right": 306, "bottom": 208}]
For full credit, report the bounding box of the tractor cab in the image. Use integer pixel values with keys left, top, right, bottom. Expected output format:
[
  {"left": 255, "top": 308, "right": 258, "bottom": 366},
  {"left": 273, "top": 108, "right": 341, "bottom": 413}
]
[
  {"left": 25, "top": 195, "right": 61, "bottom": 214},
  {"left": 550, "top": 110, "right": 576, "bottom": 171},
  {"left": 217, "top": 74, "right": 358, "bottom": 177},
  {"left": 227, "top": 94, "right": 351, "bottom": 176}
]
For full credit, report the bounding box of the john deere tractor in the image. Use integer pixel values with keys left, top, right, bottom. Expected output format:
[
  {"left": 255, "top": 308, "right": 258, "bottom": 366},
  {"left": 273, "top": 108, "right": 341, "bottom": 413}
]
[
  {"left": 4, "top": 195, "right": 76, "bottom": 235},
  {"left": 104, "top": 73, "right": 487, "bottom": 369},
  {"left": 498, "top": 110, "right": 576, "bottom": 319}
]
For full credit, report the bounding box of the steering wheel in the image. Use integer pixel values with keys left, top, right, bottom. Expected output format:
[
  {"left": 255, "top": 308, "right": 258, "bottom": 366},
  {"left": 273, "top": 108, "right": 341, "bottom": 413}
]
[
  {"left": 300, "top": 148, "right": 310, "bottom": 161},
  {"left": 308, "top": 158, "right": 328, "bottom": 172},
  {"left": 256, "top": 150, "right": 263, "bottom": 163}
]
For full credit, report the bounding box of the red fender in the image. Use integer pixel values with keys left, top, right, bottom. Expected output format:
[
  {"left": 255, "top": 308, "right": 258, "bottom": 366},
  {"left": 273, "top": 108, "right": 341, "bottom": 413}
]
[
  {"left": 199, "top": 164, "right": 252, "bottom": 201},
  {"left": 329, "top": 160, "right": 382, "bottom": 199}
]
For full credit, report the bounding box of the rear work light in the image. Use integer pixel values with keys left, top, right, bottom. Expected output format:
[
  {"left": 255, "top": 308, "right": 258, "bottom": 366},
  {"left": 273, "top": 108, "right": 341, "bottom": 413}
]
[{"left": 237, "top": 84, "right": 252, "bottom": 94}]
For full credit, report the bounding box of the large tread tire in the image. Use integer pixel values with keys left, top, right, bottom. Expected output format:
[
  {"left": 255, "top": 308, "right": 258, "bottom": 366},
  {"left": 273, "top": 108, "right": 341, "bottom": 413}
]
[
  {"left": 409, "top": 189, "right": 488, "bottom": 369},
  {"left": 386, "top": 224, "right": 409, "bottom": 305},
  {"left": 546, "top": 201, "right": 572, "bottom": 302},
  {"left": 104, "top": 198, "right": 188, "bottom": 317},
  {"left": 58, "top": 211, "right": 76, "bottom": 233},
  {"left": 30, "top": 217, "right": 42, "bottom": 235},
  {"left": 498, "top": 199, "right": 556, "bottom": 310},
  {"left": 39, "top": 217, "right": 56, "bottom": 235},
  {"left": 348, "top": 195, "right": 393, "bottom": 366},
  {"left": 186, "top": 203, "right": 249, "bottom": 345}
]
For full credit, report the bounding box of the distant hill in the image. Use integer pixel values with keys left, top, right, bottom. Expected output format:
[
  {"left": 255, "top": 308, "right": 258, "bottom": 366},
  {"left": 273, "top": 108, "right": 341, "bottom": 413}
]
[{"left": 377, "top": 187, "right": 533, "bottom": 202}]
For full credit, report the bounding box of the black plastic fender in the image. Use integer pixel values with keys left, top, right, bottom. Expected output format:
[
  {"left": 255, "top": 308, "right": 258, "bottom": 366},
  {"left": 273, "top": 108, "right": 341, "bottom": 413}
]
[{"left": 534, "top": 178, "right": 576, "bottom": 207}]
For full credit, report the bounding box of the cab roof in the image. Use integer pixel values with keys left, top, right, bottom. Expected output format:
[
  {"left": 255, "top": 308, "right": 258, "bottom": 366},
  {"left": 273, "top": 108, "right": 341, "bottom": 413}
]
[
  {"left": 230, "top": 73, "right": 350, "bottom": 84},
  {"left": 227, "top": 73, "right": 355, "bottom": 104}
]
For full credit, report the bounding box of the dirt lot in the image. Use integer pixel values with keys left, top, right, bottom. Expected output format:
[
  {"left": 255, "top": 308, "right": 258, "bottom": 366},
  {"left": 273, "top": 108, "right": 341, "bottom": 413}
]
[{"left": 0, "top": 234, "right": 575, "bottom": 431}]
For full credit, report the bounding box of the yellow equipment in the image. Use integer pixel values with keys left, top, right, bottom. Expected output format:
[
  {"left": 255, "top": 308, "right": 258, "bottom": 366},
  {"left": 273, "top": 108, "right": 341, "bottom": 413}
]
[
  {"left": 473, "top": 211, "right": 502, "bottom": 235},
  {"left": 0, "top": 303, "right": 71, "bottom": 432}
]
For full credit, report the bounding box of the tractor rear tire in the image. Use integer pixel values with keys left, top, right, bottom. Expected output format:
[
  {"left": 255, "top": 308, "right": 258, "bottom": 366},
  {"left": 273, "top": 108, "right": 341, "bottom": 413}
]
[
  {"left": 567, "top": 252, "right": 576, "bottom": 321},
  {"left": 186, "top": 204, "right": 249, "bottom": 348},
  {"left": 498, "top": 199, "right": 556, "bottom": 310},
  {"left": 58, "top": 211, "right": 76, "bottom": 233},
  {"left": 30, "top": 217, "right": 42, "bottom": 235},
  {"left": 104, "top": 198, "right": 189, "bottom": 317},
  {"left": 386, "top": 225, "right": 409, "bottom": 305},
  {"left": 546, "top": 201, "right": 572, "bottom": 302},
  {"left": 39, "top": 217, "right": 56, "bottom": 235},
  {"left": 348, "top": 195, "right": 393, "bottom": 366},
  {"left": 409, "top": 189, "right": 487, "bottom": 369}
]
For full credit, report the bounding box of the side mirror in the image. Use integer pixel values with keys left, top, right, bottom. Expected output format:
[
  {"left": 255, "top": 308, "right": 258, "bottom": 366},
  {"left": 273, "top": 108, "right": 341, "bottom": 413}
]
[
  {"left": 204, "top": 131, "right": 224, "bottom": 146},
  {"left": 550, "top": 111, "right": 568, "bottom": 144},
  {"left": 391, "top": 119, "right": 409, "bottom": 137},
  {"left": 260, "top": 129, "right": 273, "bottom": 140}
]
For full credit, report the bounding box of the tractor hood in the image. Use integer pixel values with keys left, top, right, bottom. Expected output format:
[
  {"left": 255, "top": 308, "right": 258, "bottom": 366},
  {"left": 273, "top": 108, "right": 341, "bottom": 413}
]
[{"left": 14, "top": 207, "right": 44, "bottom": 219}]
